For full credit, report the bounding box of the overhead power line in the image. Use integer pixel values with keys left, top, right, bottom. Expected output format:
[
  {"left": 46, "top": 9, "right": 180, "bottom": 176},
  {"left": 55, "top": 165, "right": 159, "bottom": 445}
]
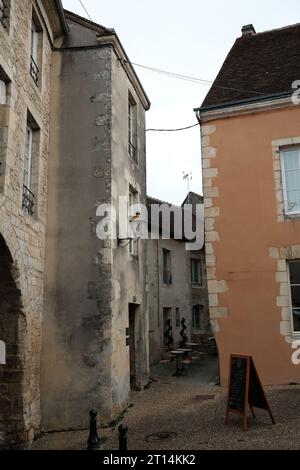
[
  {"left": 123, "top": 60, "right": 265, "bottom": 97},
  {"left": 78, "top": 0, "right": 92, "bottom": 21},
  {"left": 146, "top": 123, "right": 199, "bottom": 132}
]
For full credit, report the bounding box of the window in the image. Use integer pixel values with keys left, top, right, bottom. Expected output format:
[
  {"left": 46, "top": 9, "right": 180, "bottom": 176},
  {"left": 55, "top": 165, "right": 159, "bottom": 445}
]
[
  {"left": 280, "top": 147, "right": 300, "bottom": 215},
  {"left": 176, "top": 308, "right": 180, "bottom": 328},
  {"left": 128, "top": 94, "right": 137, "bottom": 164},
  {"left": 0, "top": 68, "right": 10, "bottom": 106},
  {"left": 128, "top": 190, "right": 139, "bottom": 256},
  {"left": 30, "top": 12, "right": 43, "bottom": 87},
  {"left": 30, "top": 20, "right": 40, "bottom": 86},
  {"left": 192, "top": 305, "right": 204, "bottom": 330},
  {"left": 191, "top": 259, "right": 202, "bottom": 285},
  {"left": 0, "top": 80, "right": 6, "bottom": 105},
  {"left": 22, "top": 126, "right": 34, "bottom": 215},
  {"left": 288, "top": 261, "right": 300, "bottom": 333},
  {"left": 163, "top": 249, "right": 172, "bottom": 285},
  {"left": 22, "top": 113, "right": 40, "bottom": 217}
]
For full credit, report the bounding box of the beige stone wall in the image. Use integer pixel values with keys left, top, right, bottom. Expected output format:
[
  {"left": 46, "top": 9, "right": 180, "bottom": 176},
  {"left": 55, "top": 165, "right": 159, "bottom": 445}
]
[
  {"left": 0, "top": 0, "right": 59, "bottom": 447},
  {"left": 201, "top": 124, "right": 229, "bottom": 334}
]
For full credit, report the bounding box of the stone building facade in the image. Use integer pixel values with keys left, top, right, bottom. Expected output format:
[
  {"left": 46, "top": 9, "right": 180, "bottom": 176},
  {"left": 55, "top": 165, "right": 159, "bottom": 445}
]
[
  {"left": 41, "top": 11, "right": 150, "bottom": 431},
  {"left": 147, "top": 195, "right": 211, "bottom": 365},
  {"left": 195, "top": 23, "right": 300, "bottom": 386},
  {"left": 0, "top": 0, "right": 67, "bottom": 448},
  {"left": 0, "top": 3, "right": 150, "bottom": 448}
]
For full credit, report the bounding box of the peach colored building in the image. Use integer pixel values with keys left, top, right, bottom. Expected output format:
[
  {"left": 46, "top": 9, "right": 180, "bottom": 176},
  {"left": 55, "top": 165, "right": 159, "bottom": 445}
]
[{"left": 195, "top": 23, "right": 300, "bottom": 386}]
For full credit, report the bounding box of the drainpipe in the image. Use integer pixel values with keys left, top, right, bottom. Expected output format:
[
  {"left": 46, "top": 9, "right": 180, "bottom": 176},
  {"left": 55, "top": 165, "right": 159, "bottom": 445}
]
[
  {"left": 195, "top": 109, "right": 201, "bottom": 126},
  {"left": 54, "top": 0, "right": 69, "bottom": 34}
]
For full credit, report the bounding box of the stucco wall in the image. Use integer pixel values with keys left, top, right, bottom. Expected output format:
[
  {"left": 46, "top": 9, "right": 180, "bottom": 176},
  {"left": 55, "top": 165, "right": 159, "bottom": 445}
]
[
  {"left": 110, "top": 49, "right": 149, "bottom": 410},
  {"left": 41, "top": 27, "right": 113, "bottom": 430},
  {"left": 201, "top": 105, "right": 300, "bottom": 386},
  {"left": 41, "top": 17, "right": 149, "bottom": 430}
]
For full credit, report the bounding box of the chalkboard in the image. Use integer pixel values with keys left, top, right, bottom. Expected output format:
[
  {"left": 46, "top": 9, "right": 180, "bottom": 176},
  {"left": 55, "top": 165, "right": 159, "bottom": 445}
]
[
  {"left": 225, "top": 355, "right": 275, "bottom": 431},
  {"left": 228, "top": 357, "right": 248, "bottom": 412}
]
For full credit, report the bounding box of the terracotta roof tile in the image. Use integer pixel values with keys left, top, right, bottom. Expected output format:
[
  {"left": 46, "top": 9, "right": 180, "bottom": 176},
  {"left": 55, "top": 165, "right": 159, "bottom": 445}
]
[{"left": 201, "top": 23, "right": 300, "bottom": 109}]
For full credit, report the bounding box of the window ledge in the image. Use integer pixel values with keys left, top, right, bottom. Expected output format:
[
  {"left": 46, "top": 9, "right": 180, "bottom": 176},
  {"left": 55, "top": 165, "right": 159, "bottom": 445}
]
[{"left": 284, "top": 212, "right": 300, "bottom": 219}]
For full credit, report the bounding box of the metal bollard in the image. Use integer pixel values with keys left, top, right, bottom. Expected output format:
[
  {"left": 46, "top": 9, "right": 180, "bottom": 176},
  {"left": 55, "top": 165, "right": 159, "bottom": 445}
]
[
  {"left": 118, "top": 424, "right": 128, "bottom": 451},
  {"left": 87, "top": 409, "right": 100, "bottom": 450}
]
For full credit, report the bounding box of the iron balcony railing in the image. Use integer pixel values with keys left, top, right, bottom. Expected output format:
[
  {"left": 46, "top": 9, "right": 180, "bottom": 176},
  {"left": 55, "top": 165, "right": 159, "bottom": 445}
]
[
  {"left": 0, "top": 0, "right": 7, "bottom": 27},
  {"left": 30, "top": 56, "right": 39, "bottom": 86},
  {"left": 22, "top": 185, "right": 35, "bottom": 216},
  {"left": 129, "top": 141, "right": 137, "bottom": 164}
]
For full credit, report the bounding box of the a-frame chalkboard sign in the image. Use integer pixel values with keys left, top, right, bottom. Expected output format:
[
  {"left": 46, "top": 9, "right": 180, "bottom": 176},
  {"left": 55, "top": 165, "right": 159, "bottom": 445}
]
[{"left": 225, "top": 354, "right": 275, "bottom": 431}]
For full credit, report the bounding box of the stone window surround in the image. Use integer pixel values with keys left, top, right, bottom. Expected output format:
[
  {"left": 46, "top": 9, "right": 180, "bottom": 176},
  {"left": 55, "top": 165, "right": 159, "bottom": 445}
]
[
  {"left": 269, "top": 245, "right": 300, "bottom": 344},
  {"left": 272, "top": 136, "right": 300, "bottom": 223}
]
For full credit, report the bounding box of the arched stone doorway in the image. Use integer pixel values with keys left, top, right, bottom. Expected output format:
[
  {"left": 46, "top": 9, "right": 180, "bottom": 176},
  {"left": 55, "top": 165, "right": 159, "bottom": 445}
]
[{"left": 0, "top": 234, "right": 26, "bottom": 448}]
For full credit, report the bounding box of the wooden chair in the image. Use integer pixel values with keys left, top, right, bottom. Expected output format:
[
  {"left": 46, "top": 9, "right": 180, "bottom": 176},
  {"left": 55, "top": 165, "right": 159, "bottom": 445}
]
[
  {"left": 182, "top": 358, "right": 192, "bottom": 374},
  {"left": 159, "top": 346, "right": 173, "bottom": 365}
]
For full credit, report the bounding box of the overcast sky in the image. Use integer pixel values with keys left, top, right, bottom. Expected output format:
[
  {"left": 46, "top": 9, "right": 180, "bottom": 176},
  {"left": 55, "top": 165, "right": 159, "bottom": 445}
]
[{"left": 62, "top": 0, "right": 300, "bottom": 205}]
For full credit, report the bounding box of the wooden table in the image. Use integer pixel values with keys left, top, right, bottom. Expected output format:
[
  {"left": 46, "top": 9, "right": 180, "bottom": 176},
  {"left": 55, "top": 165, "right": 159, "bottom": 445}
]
[{"left": 186, "top": 343, "right": 201, "bottom": 349}]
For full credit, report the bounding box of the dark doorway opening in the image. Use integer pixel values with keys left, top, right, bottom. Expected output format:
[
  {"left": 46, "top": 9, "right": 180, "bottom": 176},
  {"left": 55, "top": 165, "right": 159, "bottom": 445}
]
[
  {"left": 0, "top": 234, "right": 25, "bottom": 448},
  {"left": 128, "top": 304, "right": 139, "bottom": 390}
]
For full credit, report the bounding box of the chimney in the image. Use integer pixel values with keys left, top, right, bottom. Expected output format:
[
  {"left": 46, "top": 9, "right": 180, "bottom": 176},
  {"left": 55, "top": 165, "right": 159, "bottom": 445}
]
[{"left": 241, "top": 24, "right": 256, "bottom": 36}]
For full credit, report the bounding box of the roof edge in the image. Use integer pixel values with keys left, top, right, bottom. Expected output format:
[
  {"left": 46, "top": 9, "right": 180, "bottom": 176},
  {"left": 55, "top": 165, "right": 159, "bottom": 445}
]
[
  {"left": 64, "top": 10, "right": 150, "bottom": 110},
  {"left": 64, "top": 9, "right": 112, "bottom": 34},
  {"left": 54, "top": 0, "right": 69, "bottom": 34},
  {"left": 195, "top": 90, "right": 294, "bottom": 114}
]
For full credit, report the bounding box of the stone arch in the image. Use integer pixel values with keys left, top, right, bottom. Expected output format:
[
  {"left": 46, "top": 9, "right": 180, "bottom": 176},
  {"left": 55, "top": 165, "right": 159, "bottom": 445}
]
[
  {"left": 0, "top": 233, "right": 27, "bottom": 448},
  {"left": 0, "top": 210, "right": 29, "bottom": 296}
]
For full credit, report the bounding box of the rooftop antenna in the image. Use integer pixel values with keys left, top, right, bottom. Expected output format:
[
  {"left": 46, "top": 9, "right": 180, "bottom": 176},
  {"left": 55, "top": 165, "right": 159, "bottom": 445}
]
[{"left": 183, "top": 171, "right": 193, "bottom": 204}]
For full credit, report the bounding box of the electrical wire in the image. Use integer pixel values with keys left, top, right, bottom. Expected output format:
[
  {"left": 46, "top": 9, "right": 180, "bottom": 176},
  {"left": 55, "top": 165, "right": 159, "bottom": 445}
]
[
  {"left": 123, "top": 60, "right": 265, "bottom": 97},
  {"left": 78, "top": 0, "right": 92, "bottom": 21},
  {"left": 146, "top": 123, "right": 199, "bottom": 132}
]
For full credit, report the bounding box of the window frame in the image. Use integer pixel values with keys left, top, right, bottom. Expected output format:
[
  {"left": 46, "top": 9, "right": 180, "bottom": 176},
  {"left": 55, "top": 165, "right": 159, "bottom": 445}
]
[
  {"left": 128, "top": 190, "right": 139, "bottom": 257},
  {"left": 192, "top": 305, "right": 203, "bottom": 331},
  {"left": 24, "top": 125, "right": 33, "bottom": 190},
  {"left": 176, "top": 308, "right": 180, "bottom": 328},
  {"left": 191, "top": 258, "right": 202, "bottom": 286},
  {"left": 162, "top": 249, "right": 172, "bottom": 285},
  {"left": 128, "top": 93, "right": 138, "bottom": 165},
  {"left": 280, "top": 147, "right": 300, "bottom": 217},
  {"left": 287, "top": 261, "right": 300, "bottom": 335},
  {"left": 0, "top": 79, "right": 6, "bottom": 105}
]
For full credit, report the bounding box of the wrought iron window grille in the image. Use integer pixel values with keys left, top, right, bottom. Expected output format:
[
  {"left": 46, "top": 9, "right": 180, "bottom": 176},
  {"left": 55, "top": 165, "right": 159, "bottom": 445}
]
[
  {"left": 0, "top": 1, "right": 7, "bottom": 28},
  {"left": 30, "top": 56, "right": 39, "bottom": 86},
  {"left": 22, "top": 185, "right": 35, "bottom": 216}
]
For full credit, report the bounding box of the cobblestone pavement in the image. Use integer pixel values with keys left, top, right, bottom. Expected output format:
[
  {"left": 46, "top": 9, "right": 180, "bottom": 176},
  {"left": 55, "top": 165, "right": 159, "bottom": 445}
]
[{"left": 32, "top": 375, "right": 300, "bottom": 450}]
